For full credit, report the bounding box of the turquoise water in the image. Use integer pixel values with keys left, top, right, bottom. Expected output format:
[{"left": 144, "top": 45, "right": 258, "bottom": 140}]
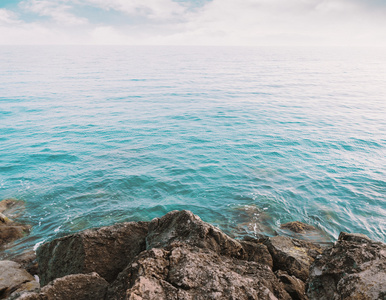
[{"left": 0, "top": 46, "right": 385, "bottom": 254}]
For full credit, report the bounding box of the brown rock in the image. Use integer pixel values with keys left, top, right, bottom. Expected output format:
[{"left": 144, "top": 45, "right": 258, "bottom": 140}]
[
  {"left": 307, "top": 232, "right": 386, "bottom": 300},
  {"left": 0, "top": 225, "right": 30, "bottom": 247},
  {"left": 108, "top": 245, "right": 291, "bottom": 300},
  {"left": 280, "top": 221, "right": 316, "bottom": 233},
  {"left": 146, "top": 210, "right": 246, "bottom": 260},
  {"left": 0, "top": 260, "right": 39, "bottom": 299},
  {"left": 0, "top": 200, "right": 30, "bottom": 248},
  {"left": 37, "top": 221, "right": 148, "bottom": 285},
  {"left": 239, "top": 239, "right": 273, "bottom": 268},
  {"left": 265, "top": 236, "right": 323, "bottom": 281},
  {"left": 276, "top": 270, "right": 307, "bottom": 300},
  {"left": 13, "top": 273, "right": 108, "bottom": 300},
  {"left": 10, "top": 250, "right": 38, "bottom": 276}
]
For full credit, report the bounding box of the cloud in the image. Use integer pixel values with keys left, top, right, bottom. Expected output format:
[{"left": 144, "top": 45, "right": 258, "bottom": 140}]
[
  {"left": 19, "top": 0, "right": 88, "bottom": 25},
  {"left": 0, "top": 8, "right": 21, "bottom": 24},
  {"left": 0, "top": 0, "right": 385, "bottom": 45},
  {"left": 83, "top": 0, "right": 187, "bottom": 21}
]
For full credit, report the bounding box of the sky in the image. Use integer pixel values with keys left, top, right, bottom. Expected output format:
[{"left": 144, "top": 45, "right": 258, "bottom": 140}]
[{"left": 1, "top": 0, "right": 386, "bottom": 46}]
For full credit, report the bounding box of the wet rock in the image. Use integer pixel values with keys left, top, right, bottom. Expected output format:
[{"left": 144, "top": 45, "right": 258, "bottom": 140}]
[
  {"left": 231, "top": 205, "right": 276, "bottom": 237},
  {"left": 281, "top": 221, "right": 316, "bottom": 233},
  {"left": 275, "top": 270, "right": 307, "bottom": 300},
  {"left": 13, "top": 273, "right": 108, "bottom": 300},
  {"left": 37, "top": 221, "right": 148, "bottom": 285},
  {"left": 0, "top": 260, "right": 39, "bottom": 299},
  {"left": 0, "top": 223, "right": 30, "bottom": 248},
  {"left": 0, "top": 199, "right": 25, "bottom": 216},
  {"left": 0, "top": 200, "right": 30, "bottom": 248},
  {"left": 307, "top": 232, "right": 386, "bottom": 300},
  {"left": 265, "top": 236, "right": 323, "bottom": 281},
  {"left": 108, "top": 245, "right": 291, "bottom": 300}
]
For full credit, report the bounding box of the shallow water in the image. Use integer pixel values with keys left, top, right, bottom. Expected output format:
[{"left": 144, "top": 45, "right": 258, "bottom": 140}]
[{"left": 0, "top": 46, "right": 385, "bottom": 255}]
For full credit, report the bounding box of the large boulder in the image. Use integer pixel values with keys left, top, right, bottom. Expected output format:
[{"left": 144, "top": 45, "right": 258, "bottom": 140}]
[
  {"left": 107, "top": 245, "right": 291, "bottom": 300},
  {"left": 13, "top": 273, "right": 108, "bottom": 300},
  {"left": 146, "top": 210, "right": 245, "bottom": 257},
  {"left": 307, "top": 232, "right": 386, "bottom": 300},
  {"left": 37, "top": 221, "right": 148, "bottom": 285},
  {"left": 265, "top": 236, "right": 323, "bottom": 281},
  {"left": 146, "top": 210, "right": 272, "bottom": 267},
  {"left": 0, "top": 260, "right": 39, "bottom": 299}
]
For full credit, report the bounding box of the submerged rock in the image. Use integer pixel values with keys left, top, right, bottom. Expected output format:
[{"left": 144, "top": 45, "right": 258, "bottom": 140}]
[
  {"left": 280, "top": 221, "right": 316, "bottom": 234},
  {"left": 0, "top": 199, "right": 25, "bottom": 216},
  {"left": 0, "top": 260, "right": 39, "bottom": 299},
  {"left": 37, "top": 221, "right": 148, "bottom": 285},
  {"left": 307, "top": 232, "right": 386, "bottom": 300}
]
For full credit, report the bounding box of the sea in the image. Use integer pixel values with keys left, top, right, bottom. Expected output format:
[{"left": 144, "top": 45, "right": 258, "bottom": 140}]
[{"left": 0, "top": 46, "right": 385, "bottom": 255}]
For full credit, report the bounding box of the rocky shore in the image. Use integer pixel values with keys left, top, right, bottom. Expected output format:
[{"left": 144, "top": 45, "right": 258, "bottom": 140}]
[{"left": 1, "top": 200, "right": 385, "bottom": 299}]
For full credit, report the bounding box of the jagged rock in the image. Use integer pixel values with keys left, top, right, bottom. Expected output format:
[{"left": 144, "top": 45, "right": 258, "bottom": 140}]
[
  {"left": 13, "top": 273, "right": 108, "bottom": 300},
  {"left": 275, "top": 270, "right": 307, "bottom": 300},
  {"left": 0, "top": 260, "right": 39, "bottom": 299},
  {"left": 107, "top": 245, "right": 291, "bottom": 300},
  {"left": 37, "top": 221, "right": 148, "bottom": 285},
  {"left": 307, "top": 232, "right": 386, "bottom": 300},
  {"left": 146, "top": 210, "right": 245, "bottom": 258},
  {"left": 280, "top": 221, "right": 316, "bottom": 233},
  {"left": 265, "top": 236, "right": 323, "bottom": 281},
  {"left": 239, "top": 239, "right": 273, "bottom": 268}
]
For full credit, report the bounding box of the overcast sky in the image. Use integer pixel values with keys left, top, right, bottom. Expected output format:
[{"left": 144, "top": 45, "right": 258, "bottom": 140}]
[{"left": 1, "top": 0, "right": 386, "bottom": 46}]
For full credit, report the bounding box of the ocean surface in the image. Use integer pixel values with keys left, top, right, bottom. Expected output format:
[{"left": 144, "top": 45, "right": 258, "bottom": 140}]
[{"left": 0, "top": 46, "right": 385, "bottom": 255}]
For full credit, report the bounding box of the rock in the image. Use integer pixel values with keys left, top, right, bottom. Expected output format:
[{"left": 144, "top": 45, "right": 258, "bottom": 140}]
[
  {"left": 37, "top": 221, "right": 148, "bottom": 285},
  {"left": 0, "top": 199, "right": 25, "bottom": 216},
  {"left": 12, "top": 273, "right": 108, "bottom": 300},
  {"left": 265, "top": 236, "right": 323, "bottom": 281},
  {"left": 0, "top": 200, "right": 30, "bottom": 248},
  {"left": 108, "top": 245, "right": 291, "bottom": 300},
  {"left": 281, "top": 221, "right": 316, "bottom": 233},
  {"left": 275, "top": 270, "right": 307, "bottom": 300},
  {"left": 239, "top": 239, "right": 273, "bottom": 268},
  {"left": 0, "top": 260, "right": 39, "bottom": 299},
  {"left": 0, "top": 224, "right": 30, "bottom": 248},
  {"left": 146, "top": 210, "right": 248, "bottom": 261},
  {"left": 307, "top": 232, "right": 386, "bottom": 300},
  {"left": 10, "top": 251, "right": 38, "bottom": 276}
]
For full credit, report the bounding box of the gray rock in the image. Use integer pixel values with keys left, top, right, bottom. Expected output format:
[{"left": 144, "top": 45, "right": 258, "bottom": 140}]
[
  {"left": 108, "top": 245, "right": 291, "bottom": 300},
  {"left": 0, "top": 260, "right": 39, "bottom": 299},
  {"left": 37, "top": 221, "right": 148, "bottom": 285},
  {"left": 265, "top": 236, "right": 323, "bottom": 281},
  {"left": 13, "top": 273, "right": 108, "bottom": 300},
  {"left": 307, "top": 232, "right": 386, "bottom": 300}
]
